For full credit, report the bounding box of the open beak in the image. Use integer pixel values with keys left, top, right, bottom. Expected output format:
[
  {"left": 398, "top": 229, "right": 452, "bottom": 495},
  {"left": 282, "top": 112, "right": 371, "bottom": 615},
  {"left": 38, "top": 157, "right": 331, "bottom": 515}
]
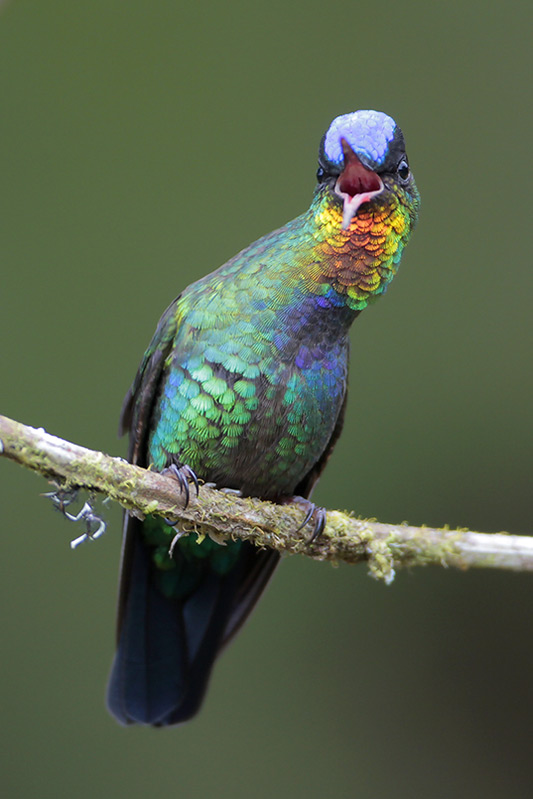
[{"left": 335, "top": 137, "right": 384, "bottom": 230}]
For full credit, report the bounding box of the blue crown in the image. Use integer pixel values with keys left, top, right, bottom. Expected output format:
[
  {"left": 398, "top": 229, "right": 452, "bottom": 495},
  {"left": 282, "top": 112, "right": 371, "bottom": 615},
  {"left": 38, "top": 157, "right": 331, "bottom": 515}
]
[{"left": 323, "top": 110, "right": 396, "bottom": 169}]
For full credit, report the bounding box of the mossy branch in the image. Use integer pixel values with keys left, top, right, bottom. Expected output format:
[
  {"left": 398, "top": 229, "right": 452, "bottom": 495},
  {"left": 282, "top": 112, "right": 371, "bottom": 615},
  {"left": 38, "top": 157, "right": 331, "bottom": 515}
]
[{"left": 1, "top": 412, "right": 531, "bottom": 582}]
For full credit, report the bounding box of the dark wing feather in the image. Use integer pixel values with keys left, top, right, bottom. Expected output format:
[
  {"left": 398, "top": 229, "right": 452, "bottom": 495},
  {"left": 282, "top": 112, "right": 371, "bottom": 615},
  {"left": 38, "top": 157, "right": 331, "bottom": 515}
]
[
  {"left": 294, "top": 392, "right": 348, "bottom": 499},
  {"left": 113, "top": 298, "right": 180, "bottom": 641},
  {"left": 118, "top": 297, "right": 181, "bottom": 456},
  {"left": 220, "top": 548, "right": 280, "bottom": 650}
]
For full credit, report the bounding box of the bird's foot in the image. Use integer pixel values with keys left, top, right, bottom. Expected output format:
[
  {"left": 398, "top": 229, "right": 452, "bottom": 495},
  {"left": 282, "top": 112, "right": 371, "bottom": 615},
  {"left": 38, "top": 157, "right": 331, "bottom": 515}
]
[
  {"left": 43, "top": 485, "right": 80, "bottom": 513},
  {"left": 162, "top": 463, "right": 199, "bottom": 554},
  {"left": 168, "top": 528, "right": 188, "bottom": 558},
  {"left": 43, "top": 485, "right": 107, "bottom": 548},
  {"left": 161, "top": 462, "right": 199, "bottom": 509},
  {"left": 66, "top": 501, "right": 107, "bottom": 549},
  {"left": 282, "top": 496, "right": 327, "bottom": 543}
]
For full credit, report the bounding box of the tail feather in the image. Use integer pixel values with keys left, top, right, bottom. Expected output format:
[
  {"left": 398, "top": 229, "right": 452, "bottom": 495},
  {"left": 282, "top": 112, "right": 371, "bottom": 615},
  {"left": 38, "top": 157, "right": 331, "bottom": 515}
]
[
  {"left": 107, "top": 531, "right": 188, "bottom": 725},
  {"left": 107, "top": 517, "right": 279, "bottom": 726}
]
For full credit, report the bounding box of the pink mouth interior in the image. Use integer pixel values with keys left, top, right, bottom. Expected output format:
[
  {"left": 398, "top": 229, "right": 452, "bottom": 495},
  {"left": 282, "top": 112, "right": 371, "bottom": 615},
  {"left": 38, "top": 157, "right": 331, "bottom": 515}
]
[
  {"left": 338, "top": 139, "right": 382, "bottom": 198},
  {"left": 336, "top": 138, "right": 383, "bottom": 229}
]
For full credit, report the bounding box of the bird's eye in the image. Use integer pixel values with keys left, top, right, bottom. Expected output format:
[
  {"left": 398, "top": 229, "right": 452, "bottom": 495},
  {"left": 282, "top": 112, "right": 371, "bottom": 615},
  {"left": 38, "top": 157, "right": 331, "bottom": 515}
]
[
  {"left": 397, "top": 158, "right": 410, "bottom": 182},
  {"left": 316, "top": 166, "right": 326, "bottom": 183}
]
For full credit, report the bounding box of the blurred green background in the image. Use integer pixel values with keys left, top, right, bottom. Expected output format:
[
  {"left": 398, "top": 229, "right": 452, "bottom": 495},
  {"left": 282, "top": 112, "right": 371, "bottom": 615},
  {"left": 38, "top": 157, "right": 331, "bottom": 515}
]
[{"left": 1, "top": 1, "right": 532, "bottom": 797}]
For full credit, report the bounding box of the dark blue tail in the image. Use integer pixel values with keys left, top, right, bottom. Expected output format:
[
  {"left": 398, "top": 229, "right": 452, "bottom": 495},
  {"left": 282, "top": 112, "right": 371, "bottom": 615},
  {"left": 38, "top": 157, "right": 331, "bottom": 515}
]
[{"left": 107, "top": 518, "right": 278, "bottom": 726}]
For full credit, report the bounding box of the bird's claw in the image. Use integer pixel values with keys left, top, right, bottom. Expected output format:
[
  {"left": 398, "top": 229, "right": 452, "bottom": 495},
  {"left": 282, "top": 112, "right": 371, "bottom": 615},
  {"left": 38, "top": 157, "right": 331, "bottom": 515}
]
[
  {"left": 43, "top": 486, "right": 80, "bottom": 513},
  {"left": 284, "top": 496, "right": 327, "bottom": 543},
  {"left": 43, "top": 486, "right": 107, "bottom": 549},
  {"left": 67, "top": 502, "right": 107, "bottom": 549},
  {"left": 162, "top": 462, "right": 199, "bottom": 509},
  {"left": 161, "top": 463, "right": 199, "bottom": 558},
  {"left": 168, "top": 529, "right": 188, "bottom": 558},
  {"left": 301, "top": 505, "right": 327, "bottom": 543}
]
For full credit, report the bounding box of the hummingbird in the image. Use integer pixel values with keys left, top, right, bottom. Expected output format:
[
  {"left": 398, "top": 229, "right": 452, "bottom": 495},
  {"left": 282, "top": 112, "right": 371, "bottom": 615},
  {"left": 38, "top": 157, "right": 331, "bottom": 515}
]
[{"left": 107, "top": 109, "right": 420, "bottom": 725}]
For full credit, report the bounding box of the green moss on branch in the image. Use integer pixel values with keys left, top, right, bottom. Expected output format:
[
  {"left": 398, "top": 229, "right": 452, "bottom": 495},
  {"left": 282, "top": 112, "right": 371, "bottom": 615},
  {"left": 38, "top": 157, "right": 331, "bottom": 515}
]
[{"left": 1, "top": 413, "right": 531, "bottom": 579}]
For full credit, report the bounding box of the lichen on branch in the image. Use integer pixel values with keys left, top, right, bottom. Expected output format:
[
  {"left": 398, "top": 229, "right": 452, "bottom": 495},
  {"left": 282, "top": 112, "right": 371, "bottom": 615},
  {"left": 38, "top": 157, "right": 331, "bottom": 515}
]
[{"left": 1, "top": 413, "right": 532, "bottom": 580}]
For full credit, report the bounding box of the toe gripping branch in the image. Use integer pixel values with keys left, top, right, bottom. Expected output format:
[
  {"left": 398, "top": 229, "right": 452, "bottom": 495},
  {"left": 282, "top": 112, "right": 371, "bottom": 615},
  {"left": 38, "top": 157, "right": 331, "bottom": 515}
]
[
  {"left": 161, "top": 463, "right": 200, "bottom": 511},
  {"left": 289, "top": 496, "right": 327, "bottom": 543},
  {"left": 160, "top": 463, "right": 200, "bottom": 558}
]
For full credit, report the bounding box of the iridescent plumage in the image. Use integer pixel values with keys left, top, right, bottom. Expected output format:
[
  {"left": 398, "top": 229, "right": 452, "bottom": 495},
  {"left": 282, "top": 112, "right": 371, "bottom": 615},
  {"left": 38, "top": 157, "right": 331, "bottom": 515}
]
[{"left": 107, "top": 110, "right": 420, "bottom": 725}]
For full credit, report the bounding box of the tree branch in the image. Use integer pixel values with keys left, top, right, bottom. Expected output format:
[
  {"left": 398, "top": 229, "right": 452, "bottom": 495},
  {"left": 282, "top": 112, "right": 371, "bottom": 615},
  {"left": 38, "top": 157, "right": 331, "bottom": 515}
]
[{"left": 1, "top": 412, "right": 531, "bottom": 582}]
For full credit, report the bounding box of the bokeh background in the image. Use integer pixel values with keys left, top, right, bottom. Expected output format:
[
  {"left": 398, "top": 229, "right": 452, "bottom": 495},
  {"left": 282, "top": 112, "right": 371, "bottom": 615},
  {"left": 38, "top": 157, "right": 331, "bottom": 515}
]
[{"left": 1, "top": 1, "right": 532, "bottom": 797}]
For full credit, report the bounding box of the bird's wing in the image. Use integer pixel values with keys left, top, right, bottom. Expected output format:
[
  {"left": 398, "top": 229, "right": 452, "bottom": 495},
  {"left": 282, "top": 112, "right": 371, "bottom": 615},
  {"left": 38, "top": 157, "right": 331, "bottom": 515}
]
[
  {"left": 119, "top": 296, "right": 181, "bottom": 464},
  {"left": 114, "top": 297, "right": 180, "bottom": 639}
]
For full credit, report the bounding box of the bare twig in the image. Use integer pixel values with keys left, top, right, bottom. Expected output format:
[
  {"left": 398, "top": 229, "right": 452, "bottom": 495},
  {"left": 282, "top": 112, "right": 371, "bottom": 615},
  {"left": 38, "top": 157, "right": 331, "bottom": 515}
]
[{"left": 0, "top": 413, "right": 531, "bottom": 582}]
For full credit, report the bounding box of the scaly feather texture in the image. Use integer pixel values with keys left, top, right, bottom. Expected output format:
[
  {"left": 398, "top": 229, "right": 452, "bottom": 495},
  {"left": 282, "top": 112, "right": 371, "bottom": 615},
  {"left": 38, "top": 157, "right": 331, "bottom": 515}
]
[{"left": 107, "top": 109, "right": 420, "bottom": 725}]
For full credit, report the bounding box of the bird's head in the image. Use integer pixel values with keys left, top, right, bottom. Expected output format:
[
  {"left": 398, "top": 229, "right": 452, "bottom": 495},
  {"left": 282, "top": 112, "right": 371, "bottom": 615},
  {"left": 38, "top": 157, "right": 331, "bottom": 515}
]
[{"left": 317, "top": 110, "right": 419, "bottom": 230}]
